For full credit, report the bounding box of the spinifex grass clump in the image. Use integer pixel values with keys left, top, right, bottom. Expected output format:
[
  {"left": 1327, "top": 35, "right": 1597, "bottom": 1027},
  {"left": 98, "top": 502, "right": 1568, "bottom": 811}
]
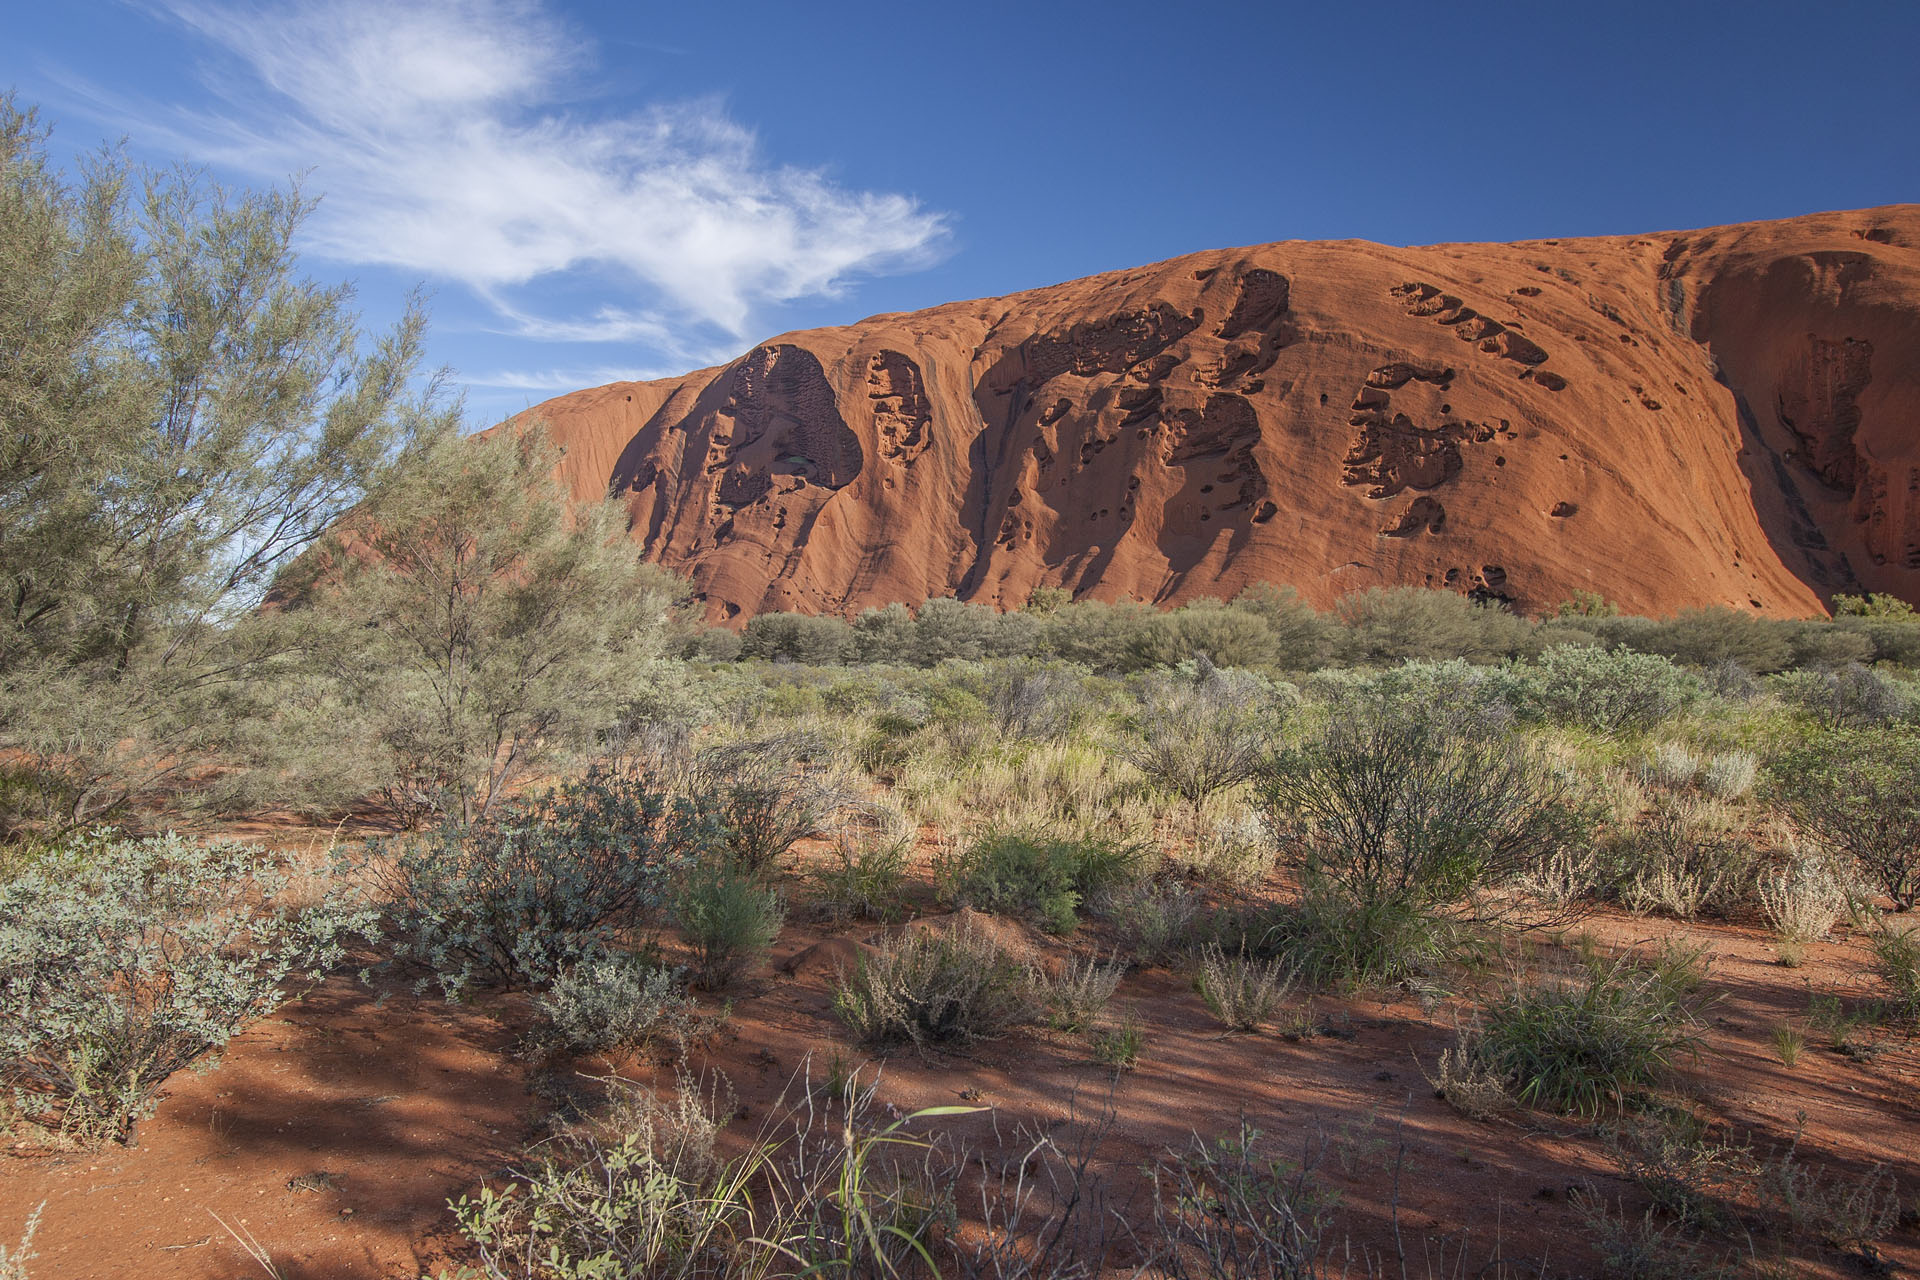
[
  {"left": 1474, "top": 946, "right": 1707, "bottom": 1115},
  {"left": 832, "top": 925, "right": 1035, "bottom": 1051},
  {"left": 0, "top": 832, "right": 372, "bottom": 1144}
]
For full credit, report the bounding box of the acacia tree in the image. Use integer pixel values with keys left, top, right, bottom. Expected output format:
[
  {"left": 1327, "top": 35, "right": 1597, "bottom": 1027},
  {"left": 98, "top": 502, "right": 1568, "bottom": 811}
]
[
  {"left": 298, "top": 425, "right": 678, "bottom": 824},
  {"left": 0, "top": 96, "right": 448, "bottom": 833}
]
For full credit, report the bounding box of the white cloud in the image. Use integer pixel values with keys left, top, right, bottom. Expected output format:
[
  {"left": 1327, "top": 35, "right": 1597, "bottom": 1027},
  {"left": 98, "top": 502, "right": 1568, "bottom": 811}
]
[
  {"left": 465, "top": 365, "right": 671, "bottom": 392},
  {"left": 142, "top": 0, "right": 949, "bottom": 339}
]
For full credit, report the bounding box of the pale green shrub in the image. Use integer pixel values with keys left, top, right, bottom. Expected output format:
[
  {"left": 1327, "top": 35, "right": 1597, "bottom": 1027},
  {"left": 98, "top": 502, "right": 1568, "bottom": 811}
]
[
  {"left": 1038, "top": 954, "right": 1125, "bottom": 1032},
  {"left": 1193, "top": 945, "right": 1296, "bottom": 1032},
  {"left": 0, "top": 832, "right": 372, "bottom": 1144},
  {"left": 365, "top": 766, "right": 708, "bottom": 996},
  {"left": 536, "top": 957, "right": 717, "bottom": 1056},
  {"left": 1525, "top": 644, "right": 1702, "bottom": 735},
  {"left": 673, "top": 858, "right": 785, "bottom": 991}
]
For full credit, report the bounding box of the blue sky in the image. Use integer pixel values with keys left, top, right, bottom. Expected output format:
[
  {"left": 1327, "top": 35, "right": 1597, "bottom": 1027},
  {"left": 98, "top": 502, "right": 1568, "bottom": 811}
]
[{"left": 7, "top": 0, "right": 1917, "bottom": 425}]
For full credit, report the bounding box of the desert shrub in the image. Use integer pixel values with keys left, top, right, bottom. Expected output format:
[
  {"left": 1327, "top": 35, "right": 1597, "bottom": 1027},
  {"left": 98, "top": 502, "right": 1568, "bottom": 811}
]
[
  {"left": 673, "top": 858, "right": 785, "bottom": 991},
  {"left": 689, "top": 736, "right": 847, "bottom": 877},
  {"left": 941, "top": 827, "right": 1146, "bottom": 934},
  {"left": 1230, "top": 583, "right": 1339, "bottom": 670},
  {"left": 1699, "top": 749, "right": 1758, "bottom": 799},
  {"left": 1756, "top": 1135, "right": 1901, "bottom": 1253},
  {"left": 1626, "top": 607, "right": 1795, "bottom": 673},
  {"left": 1128, "top": 661, "right": 1280, "bottom": 826},
  {"left": 1352, "top": 657, "right": 1534, "bottom": 731},
  {"left": 1773, "top": 662, "right": 1912, "bottom": 728},
  {"left": 1192, "top": 945, "right": 1295, "bottom": 1032},
  {"left": 0, "top": 1204, "right": 39, "bottom": 1280},
  {"left": 1263, "top": 883, "right": 1463, "bottom": 987},
  {"left": 367, "top": 766, "right": 705, "bottom": 995},
  {"left": 1091, "top": 878, "right": 1201, "bottom": 965},
  {"left": 1757, "top": 855, "right": 1849, "bottom": 948},
  {"left": 1143, "top": 1123, "right": 1335, "bottom": 1280},
  {"left": 738, "top": 612, "right": 858, "bottom": 665},
  {"left": 1126, "top": 598, "right": 1279, "bottom": 670},
  {"left": 832, "top": 925, "right": 1035, "bottom": 1050},
  {"left": 1784, "top": 621, "right": 1878, "bottom": 670},
  {"left": 1424, "top": 1026, "right": 1510, "bottom": 1120},
  {"left": 1257, "top": 701, "right": 1587, "bottom": 937},
  {"left": 1524, "top": 644, "right": 1702, "bottom": 735},
  {"left": 810, "top": 831, "right": 911, "bottom": 925},
  {"left": 1038, "top": 954, "right": 1125, "bottom": 1032},
  {"left": 1576, "top": 1200, "right": 1743, "bottom": 1280},
  {"left": 1172, "top": 806, "right": 1276, "bottom": 890},
  {"left": 1615, "top": 800, "right": 1757, "bottom": 920},
  {"left": 536, "top": 956, "right": 717, "bottom": 1056},
  {"left": 0, "top": 833, "right": 371, "bottom": 1144},
  {"left": 1771, "top": 726, "right": 1920, "bottom": 909},
  {"left": 1869, "top": 925, "right": 1920, "bottom": 1026},
  {"left": 447, "top": 1076, "right": 747, "bottom": 1279},
  {"left": 1334, "top": 586, "right": 1533, "bottom": 663},
  {"left": 984, "top": 661, "right": 1087, "bottom": 740},
  {"left": 1605, "top": 1112, "right": 1754, "bottom": 1227},
  {"left": 1635, "top": 741, "right": 1702, "bottom": 791},
  {"left": 1474, "top": 949, "right": 1704, "bottom": 1115}
]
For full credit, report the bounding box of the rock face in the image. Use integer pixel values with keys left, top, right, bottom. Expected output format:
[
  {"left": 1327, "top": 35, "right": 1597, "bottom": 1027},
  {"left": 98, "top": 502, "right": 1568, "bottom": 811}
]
[{"left": 518, "top": 205, "right": 1920, "bottom": 621}]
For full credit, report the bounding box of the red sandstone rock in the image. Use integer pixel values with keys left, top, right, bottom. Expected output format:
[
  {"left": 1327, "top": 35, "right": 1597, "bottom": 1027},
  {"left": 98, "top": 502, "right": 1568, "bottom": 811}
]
[{"left": 515, "top": 206, "right": 1920, "bottom": 620}]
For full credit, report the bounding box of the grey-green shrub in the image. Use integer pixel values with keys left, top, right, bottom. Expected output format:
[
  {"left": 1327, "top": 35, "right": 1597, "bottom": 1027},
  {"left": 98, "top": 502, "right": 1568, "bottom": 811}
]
[
  {"left": 941, "top": 827, "right": 1146, "bottom": 934},
  {"left": 673, "top": 858, "right": 785, "bottom": 991},
  {"left": 366, "top": 766, "right": 705, "bottom": 996},
  {"left": 1524, "top": 644, "right": 1701, "bottom": 735},
  {"left": 1773, "top": 662, "right": 1912, "bottom": 729},
  {"left": 689, "top": 736, "right": 847, "bottom": 876},
  {"left": 536, "top": 956, "right": 714, "bottom": 1055},
  {"left": 0, "top": 832, "right": 371, "bottom": 1143},
  {"left": 1257, "top": 701, "right": 1586, "bottom": 924},
  {"left": 1771, "top": 726, "right": 1920, "bottom": 910},
  {"left": 1127, "top": 660, "right": 1282, "bottom": 823}
]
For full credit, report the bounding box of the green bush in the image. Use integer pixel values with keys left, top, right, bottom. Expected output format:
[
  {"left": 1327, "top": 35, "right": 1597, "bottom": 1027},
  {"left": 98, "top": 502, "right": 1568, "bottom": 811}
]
[
  {"left": 1869, "top": 925, "right": 1920, "bottom": 1026},
  {"left": 832, "top": 925, "right": 1035, "bottom": 1050},
  {"left": 738, "top": 612, "right": 858, "bottom": 664},
  {"left": 1772, "top": 662, "right": 1912, "bottom": 729},
  {"left": 0, "top": 832, "right": 371, "bottom": 1143},
  {"left": 535, "top": 956, "right": 718, "bottom": 1056},
  {"left": 1257, "top": 702, "right": 1586, "bottom": 933},
  {"left": 1771, "top": 726, "right": 1920, "bottom": 910},
  {"left": 673, "top": 858, "right": 785, "bottom": 991},
  {"left": 1475, "top": 949, "right": 1704, "bottom": 1115},
  {"left": 366, "top": 766, "right": 706, "bottom": 995},
  {"left": 810, "top": 830, "right": 910, "bottom": 924},
  {"left": 941, "top": 827, "right": 1146, "bottom": 933},
  {"left": 1334, "top": 586, "right": 1534, "bottom": 664},
  {"left": 689, "top": 736, "right": 847, "bottom": 876},
  {"left": 1127, "top": 661, "right": 1281, "bottom": 825},
  {"left": 1524, "top": 644, "right": 1702, "bottom": 735}
]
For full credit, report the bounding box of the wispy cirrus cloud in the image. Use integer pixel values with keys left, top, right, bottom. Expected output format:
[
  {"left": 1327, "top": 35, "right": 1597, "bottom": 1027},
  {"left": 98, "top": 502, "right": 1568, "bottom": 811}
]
[{"left": 129, "top": 0, "right": 948, "bottom": 344}]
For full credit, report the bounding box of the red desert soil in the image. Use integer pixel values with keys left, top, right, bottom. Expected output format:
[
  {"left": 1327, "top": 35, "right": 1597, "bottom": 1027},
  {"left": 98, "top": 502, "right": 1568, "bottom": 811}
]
[
  {"left": 510, "top": 205, "right": 1920, "bottom": 623},
  {"left": 4, "top": 832, "right": 1916, "bottom": 1279}
]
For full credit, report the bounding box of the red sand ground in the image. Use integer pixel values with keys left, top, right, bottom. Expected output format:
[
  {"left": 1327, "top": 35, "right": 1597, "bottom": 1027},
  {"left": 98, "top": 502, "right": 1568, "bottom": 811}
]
[
  {"left": 507, "top": 206, "right": 1920, "bottom": 624},
  {"left": 4, "top": 827, "right": 1916, "bottom": 1279}
]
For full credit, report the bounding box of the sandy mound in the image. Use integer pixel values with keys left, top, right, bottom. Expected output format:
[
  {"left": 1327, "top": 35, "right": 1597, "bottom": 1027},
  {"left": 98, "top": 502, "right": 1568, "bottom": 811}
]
[{"left": 515, "top": 205, "right": 1920, "bottom": 619}]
